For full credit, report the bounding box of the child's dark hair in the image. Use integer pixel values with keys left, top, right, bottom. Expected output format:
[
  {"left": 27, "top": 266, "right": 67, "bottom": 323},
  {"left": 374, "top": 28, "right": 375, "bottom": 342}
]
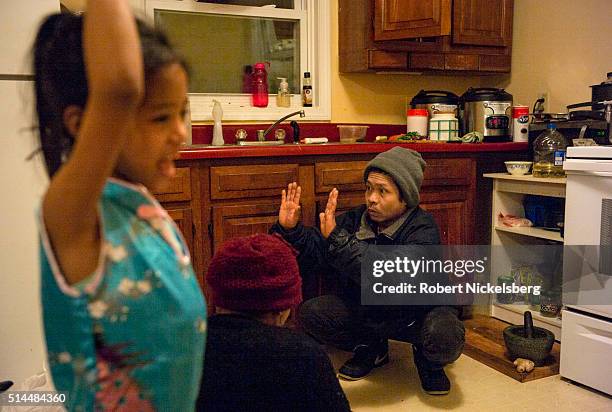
[{"left": 33, "top": 12, "right": 188, "bottom": 177}]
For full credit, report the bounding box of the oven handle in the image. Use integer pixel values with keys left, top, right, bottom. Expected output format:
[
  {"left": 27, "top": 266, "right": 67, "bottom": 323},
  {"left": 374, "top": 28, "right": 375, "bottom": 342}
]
[{"left": 566, "top": 170, "right": 612, "bottom": 177}]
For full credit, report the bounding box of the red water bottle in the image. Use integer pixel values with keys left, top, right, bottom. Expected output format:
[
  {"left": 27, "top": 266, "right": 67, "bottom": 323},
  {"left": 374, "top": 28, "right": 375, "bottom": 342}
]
[{"left": 251, "top": 62, "right": 269, "bottom": 107}]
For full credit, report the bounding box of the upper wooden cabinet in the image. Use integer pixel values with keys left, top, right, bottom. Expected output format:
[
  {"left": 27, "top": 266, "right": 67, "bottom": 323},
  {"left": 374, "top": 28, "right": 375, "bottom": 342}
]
[
  {"left": 374, "top": 0, "right": 451, "bottom": 41},
  {"left": 452, "top": 0, "right": 513, "bottom": 47},
  {"left": 340, "top": 0, "right": 514, "bottom": 73}
]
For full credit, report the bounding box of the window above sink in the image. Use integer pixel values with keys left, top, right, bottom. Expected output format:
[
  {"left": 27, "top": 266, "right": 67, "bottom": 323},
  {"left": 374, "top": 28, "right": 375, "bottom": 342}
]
[{"left": 141, "top": 0, "right": 331, "bottom": 121}]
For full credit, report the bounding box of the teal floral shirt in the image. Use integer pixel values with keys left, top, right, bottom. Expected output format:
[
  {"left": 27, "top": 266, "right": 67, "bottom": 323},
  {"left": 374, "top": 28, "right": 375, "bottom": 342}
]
[{"left": 39, "top": 178, "right": 207, "bottom": 411}]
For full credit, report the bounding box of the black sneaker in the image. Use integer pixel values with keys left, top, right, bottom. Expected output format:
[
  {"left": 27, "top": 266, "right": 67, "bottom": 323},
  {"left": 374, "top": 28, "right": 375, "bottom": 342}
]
[
  {"left": 337, "top": 340, "right": 389, "bottom": 381},
  {"left": 413, "top": 347, "right": 450, "bottom": 395}
]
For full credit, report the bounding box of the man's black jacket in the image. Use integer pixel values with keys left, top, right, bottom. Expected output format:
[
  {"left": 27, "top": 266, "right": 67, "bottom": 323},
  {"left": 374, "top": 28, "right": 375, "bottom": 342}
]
[{"left": 270, "top": 204, "right": 441, "bottom": 309}]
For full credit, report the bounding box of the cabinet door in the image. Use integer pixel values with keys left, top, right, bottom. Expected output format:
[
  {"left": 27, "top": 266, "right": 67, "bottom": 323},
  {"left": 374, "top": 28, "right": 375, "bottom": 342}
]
[
  {"left": 452, "top": 0, "right": 513, "bottom": 47},
  {"left": 374, "top": 0, "right": 451, "bottom": 41},
  {"left": 167, "top": 208, "right": 194, "bottom": 255},
  {"left": 211, "top": 202, "right": 280, "bottom": 252},
  {"left": 420, "top": 200, "right": 466, "bottom": 245}
]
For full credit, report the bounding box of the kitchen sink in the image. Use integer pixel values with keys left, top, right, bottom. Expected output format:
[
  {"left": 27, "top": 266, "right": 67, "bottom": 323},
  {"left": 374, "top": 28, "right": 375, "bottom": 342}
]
[{"left": 237, "top": 140, "right": 286, "bottom": 146}]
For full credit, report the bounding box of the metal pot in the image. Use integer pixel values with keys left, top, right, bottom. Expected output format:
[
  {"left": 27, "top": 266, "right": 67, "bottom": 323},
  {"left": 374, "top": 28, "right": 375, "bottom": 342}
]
[
  {"left": 591, "top": 72, "right": 612, "bottom": 105},
  {"left": 460, "top": 87, "right": 513, "bottom": 140},
  {"left": 410, "top": 90, "right": 459, "bottom": 118}
]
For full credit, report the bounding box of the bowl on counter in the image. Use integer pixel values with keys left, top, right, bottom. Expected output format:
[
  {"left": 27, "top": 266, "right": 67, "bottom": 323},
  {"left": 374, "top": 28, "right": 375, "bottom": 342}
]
[
  {"left": 338, "top": 125, "right": 369, "bottom": 143},
  {"left": 505, "top": 161, "right": 533, "bottom": 176}
]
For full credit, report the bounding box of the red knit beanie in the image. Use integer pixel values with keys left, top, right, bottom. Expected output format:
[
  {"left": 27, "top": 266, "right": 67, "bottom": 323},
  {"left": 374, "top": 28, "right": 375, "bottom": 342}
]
[{"left": 206, "top": 234, "right": 302, "bottom": 312}]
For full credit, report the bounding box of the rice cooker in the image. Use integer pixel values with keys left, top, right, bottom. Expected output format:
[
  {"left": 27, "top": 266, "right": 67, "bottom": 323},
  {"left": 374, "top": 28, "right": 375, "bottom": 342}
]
[
  {"left": 410, "top": 90, "right": 459, "bottom": 117},
  {"left": 460, "top": 87, "right": 513, "bottom": 141}
]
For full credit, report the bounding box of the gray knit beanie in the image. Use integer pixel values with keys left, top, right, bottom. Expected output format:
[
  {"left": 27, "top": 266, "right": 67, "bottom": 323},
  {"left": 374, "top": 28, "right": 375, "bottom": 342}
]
[{"left": 363, "top": 147, "right": 426, "bottom": 208}]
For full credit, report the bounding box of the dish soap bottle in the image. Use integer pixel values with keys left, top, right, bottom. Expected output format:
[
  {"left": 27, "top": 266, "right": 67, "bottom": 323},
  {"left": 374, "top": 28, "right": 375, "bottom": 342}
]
[
  {"left": 211, "top": 99, "right": 224, "bottom": 146},
  {"left": 533, "top": 123, "right": 568, "bottom": 177},
  {"left": 302, "top": 72, "right": 312, "bottom": 107},
  {"left": 276, "top": 77, "right": 290, "bottom": 107}
]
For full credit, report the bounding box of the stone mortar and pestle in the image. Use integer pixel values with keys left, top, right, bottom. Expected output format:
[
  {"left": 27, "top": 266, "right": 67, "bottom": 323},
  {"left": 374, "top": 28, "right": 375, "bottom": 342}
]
[{"left": 503, "top": 311, "right": 555, "bottom": 366}]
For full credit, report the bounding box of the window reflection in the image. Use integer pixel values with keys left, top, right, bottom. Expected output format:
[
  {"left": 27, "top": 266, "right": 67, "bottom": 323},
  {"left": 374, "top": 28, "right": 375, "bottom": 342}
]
[{"left": 156, "top": 11, "right": 300, "bottom": 94}]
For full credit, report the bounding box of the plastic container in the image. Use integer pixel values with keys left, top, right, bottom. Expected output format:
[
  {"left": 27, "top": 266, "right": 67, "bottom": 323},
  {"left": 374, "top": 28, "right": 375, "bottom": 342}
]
[
  {"left": 276, "top": 77, "right": 290, "bottom": 108},
  {"left": 251, "top": 62, "right": 269, "bottom": 107},
  {"left": 429, "top": 112, "right": 459, "bottom": 141},
  {"left": 406, "top": 108, "right": 429, "bottom": 137},
  {"left": 532, "top": 123, "right": 568, "bottom": 177},
  {"left": 512, "top": 105, "right": 529, "bottom": 142},
  {"left": 337, "top": 125, "right": 368, "bottom": 142}
]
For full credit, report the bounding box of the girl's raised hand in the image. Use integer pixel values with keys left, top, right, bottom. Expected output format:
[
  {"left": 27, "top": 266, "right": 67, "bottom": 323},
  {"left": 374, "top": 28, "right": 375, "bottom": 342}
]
[{"left": 279, "top": 182, "right": 302, "bottom": 230}]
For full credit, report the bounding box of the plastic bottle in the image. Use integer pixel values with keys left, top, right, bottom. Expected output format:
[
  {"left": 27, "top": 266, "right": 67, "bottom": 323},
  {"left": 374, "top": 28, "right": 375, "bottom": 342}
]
[
  {"left": 276, "top": 77, "right": 290, "bottom": 108},
  {"left": 211, "top": 99, "right": 224, "bottom": 146},
  {"left": 251, "top": 62, "right": 269, "bottom": 107},
  {"left": 302, "top": 72, "right": 312, "bottom": 107},
  {"left": 532, "top": 123, "right": 568, "bottom": 177}
]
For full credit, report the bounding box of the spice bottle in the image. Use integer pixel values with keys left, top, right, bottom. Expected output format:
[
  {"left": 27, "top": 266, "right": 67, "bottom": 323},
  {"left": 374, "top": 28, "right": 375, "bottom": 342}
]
[{"left": 302, "top": 72, "right": 312, "bottom": 107}]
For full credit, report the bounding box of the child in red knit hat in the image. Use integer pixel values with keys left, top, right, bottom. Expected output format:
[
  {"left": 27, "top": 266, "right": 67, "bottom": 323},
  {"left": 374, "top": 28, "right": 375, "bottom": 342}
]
[{"left": 197, "top": 234, "right": 350, "bottom": 411}]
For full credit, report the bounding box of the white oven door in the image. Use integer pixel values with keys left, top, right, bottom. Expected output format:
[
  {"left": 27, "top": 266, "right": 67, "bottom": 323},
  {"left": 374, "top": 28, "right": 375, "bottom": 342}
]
[
  {"left": 560, "top": 309, "right": 612, "bottom": 395},
  {"left": 563, "top": 159, "right": 612, "bottom": 318}
]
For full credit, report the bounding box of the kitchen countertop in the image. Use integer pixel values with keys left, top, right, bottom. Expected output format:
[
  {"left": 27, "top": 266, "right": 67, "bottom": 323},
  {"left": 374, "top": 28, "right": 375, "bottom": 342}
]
[{"left": 179, "top": 142, "right": 528, "bottom": 160}]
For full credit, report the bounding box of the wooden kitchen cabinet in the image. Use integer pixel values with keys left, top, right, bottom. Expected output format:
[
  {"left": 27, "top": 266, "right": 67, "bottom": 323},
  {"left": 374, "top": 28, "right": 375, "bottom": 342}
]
[
  {"left": 315, "top": 158, "right": 476, "bottom": 245},
  {"left": 166, "top": 207, "right": 194, "bottom": 254},
  {"left": 374, "top": 0, "right": 452, "bottom": 41},
  {"left": 165, "top": 146, "right": 525, "bottom": 302},
  {"left": 340, "top": 0, "right": 514, "bottom": 73}
]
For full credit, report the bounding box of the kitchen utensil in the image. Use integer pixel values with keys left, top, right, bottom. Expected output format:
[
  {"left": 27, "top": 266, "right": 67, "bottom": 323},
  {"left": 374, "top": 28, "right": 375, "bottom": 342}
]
[
  {"left": 460, "top": 87, "right": 513, "bottom": 141},
  {"left": 409, "top": 90, "right": 459, "bottom": 118},
  {"left": 503, "top": 311, "right": 555, "bottom": 365},
  {"left": 590, "top": 72, "right": 612, "bottom": 105}
]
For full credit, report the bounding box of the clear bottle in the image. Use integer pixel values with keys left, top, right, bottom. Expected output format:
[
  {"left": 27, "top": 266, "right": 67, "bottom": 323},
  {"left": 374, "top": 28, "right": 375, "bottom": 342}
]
[
  {"left": 251, "top": 62, "right": 269, "bottom": 107},
  {"left": 276, "top": 77, "right": 290, "bottom": 108},
  {"left": 302, "top": 72, "right": 312, "bottom": 107},
  {"left": 532, "top": 123, "right": 568, "bottom": 178},
  {"left": 211, "top": 100, "right": 224, "bottom": 146}
]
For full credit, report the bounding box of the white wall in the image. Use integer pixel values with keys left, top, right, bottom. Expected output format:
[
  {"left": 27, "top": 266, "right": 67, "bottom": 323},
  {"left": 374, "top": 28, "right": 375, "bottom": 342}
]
[
  {"left": 484, "top": 0, "right": 612, "bottom": 112},
  {"left": 0, "top": 82, "right": 49, "bottom": 386},
  {"left": 0, "top": 0, "right": 57, "bottom": 386}
]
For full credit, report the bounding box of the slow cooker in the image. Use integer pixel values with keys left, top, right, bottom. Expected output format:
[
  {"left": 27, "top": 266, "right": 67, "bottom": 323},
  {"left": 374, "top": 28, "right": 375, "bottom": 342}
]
[
  {"left": 410, "top": 90, "right": 459, "bottom": 118},
  {"left": 460, "top": 87, "right": 513, "bottom": 141}
]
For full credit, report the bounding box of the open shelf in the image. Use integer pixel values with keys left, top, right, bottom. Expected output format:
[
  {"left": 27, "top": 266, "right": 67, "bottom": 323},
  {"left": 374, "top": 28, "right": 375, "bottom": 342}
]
[
  {"left": 483, "top": 172, "right": 567, "bottom": 185},
  {"left": 484, "top": 173, "right": 566, "bottom": 197},
  {"left": 494, "top": 225, "right": 564, "bottom": 242},
  {"left": 486, "top": 173, "right": 566, "bottom": 339}
]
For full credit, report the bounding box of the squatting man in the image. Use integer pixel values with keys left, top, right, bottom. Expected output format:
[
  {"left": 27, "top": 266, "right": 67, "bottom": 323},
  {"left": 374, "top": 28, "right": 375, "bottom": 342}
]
[{"left": 270, "top": 147, "right": 466, "bottom": 395}]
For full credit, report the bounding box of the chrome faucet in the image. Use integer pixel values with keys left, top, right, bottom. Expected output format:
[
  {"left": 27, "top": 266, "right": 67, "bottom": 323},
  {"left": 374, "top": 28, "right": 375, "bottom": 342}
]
[{"left": 258, "top": 110, "right": 305, "bottom": 141}]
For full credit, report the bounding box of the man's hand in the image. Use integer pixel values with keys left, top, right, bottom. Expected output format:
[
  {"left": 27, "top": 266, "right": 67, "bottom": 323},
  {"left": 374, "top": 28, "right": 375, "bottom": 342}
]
[
  {"left": 320, "top": 188, "right": 338, "bottom": 239},
  {"left": 279, "top": 182, "right": 302, "bottom": 230}
]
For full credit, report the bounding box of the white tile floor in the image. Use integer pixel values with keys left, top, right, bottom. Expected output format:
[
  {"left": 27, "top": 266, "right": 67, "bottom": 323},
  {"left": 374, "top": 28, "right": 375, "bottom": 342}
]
[{"left": 328, "top": 340, "right": 612, "bottom": 412}]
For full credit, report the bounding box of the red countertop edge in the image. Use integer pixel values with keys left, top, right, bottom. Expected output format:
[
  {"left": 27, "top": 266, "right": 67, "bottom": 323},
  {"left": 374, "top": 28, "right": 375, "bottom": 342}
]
[{"left": 179, "top": 142, "right": 529, "bottom": 160}]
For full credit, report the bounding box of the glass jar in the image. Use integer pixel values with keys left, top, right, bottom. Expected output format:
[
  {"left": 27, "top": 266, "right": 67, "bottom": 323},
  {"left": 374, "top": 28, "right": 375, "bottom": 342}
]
[{"left": 540, "top": 290, "right": 562, "bottom": 317}]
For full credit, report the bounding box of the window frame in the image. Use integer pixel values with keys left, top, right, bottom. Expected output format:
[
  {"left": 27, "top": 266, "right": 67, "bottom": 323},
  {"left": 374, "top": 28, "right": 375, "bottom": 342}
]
[{"left": 142, "top": 0, "right": 330, "bottom": 121}]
